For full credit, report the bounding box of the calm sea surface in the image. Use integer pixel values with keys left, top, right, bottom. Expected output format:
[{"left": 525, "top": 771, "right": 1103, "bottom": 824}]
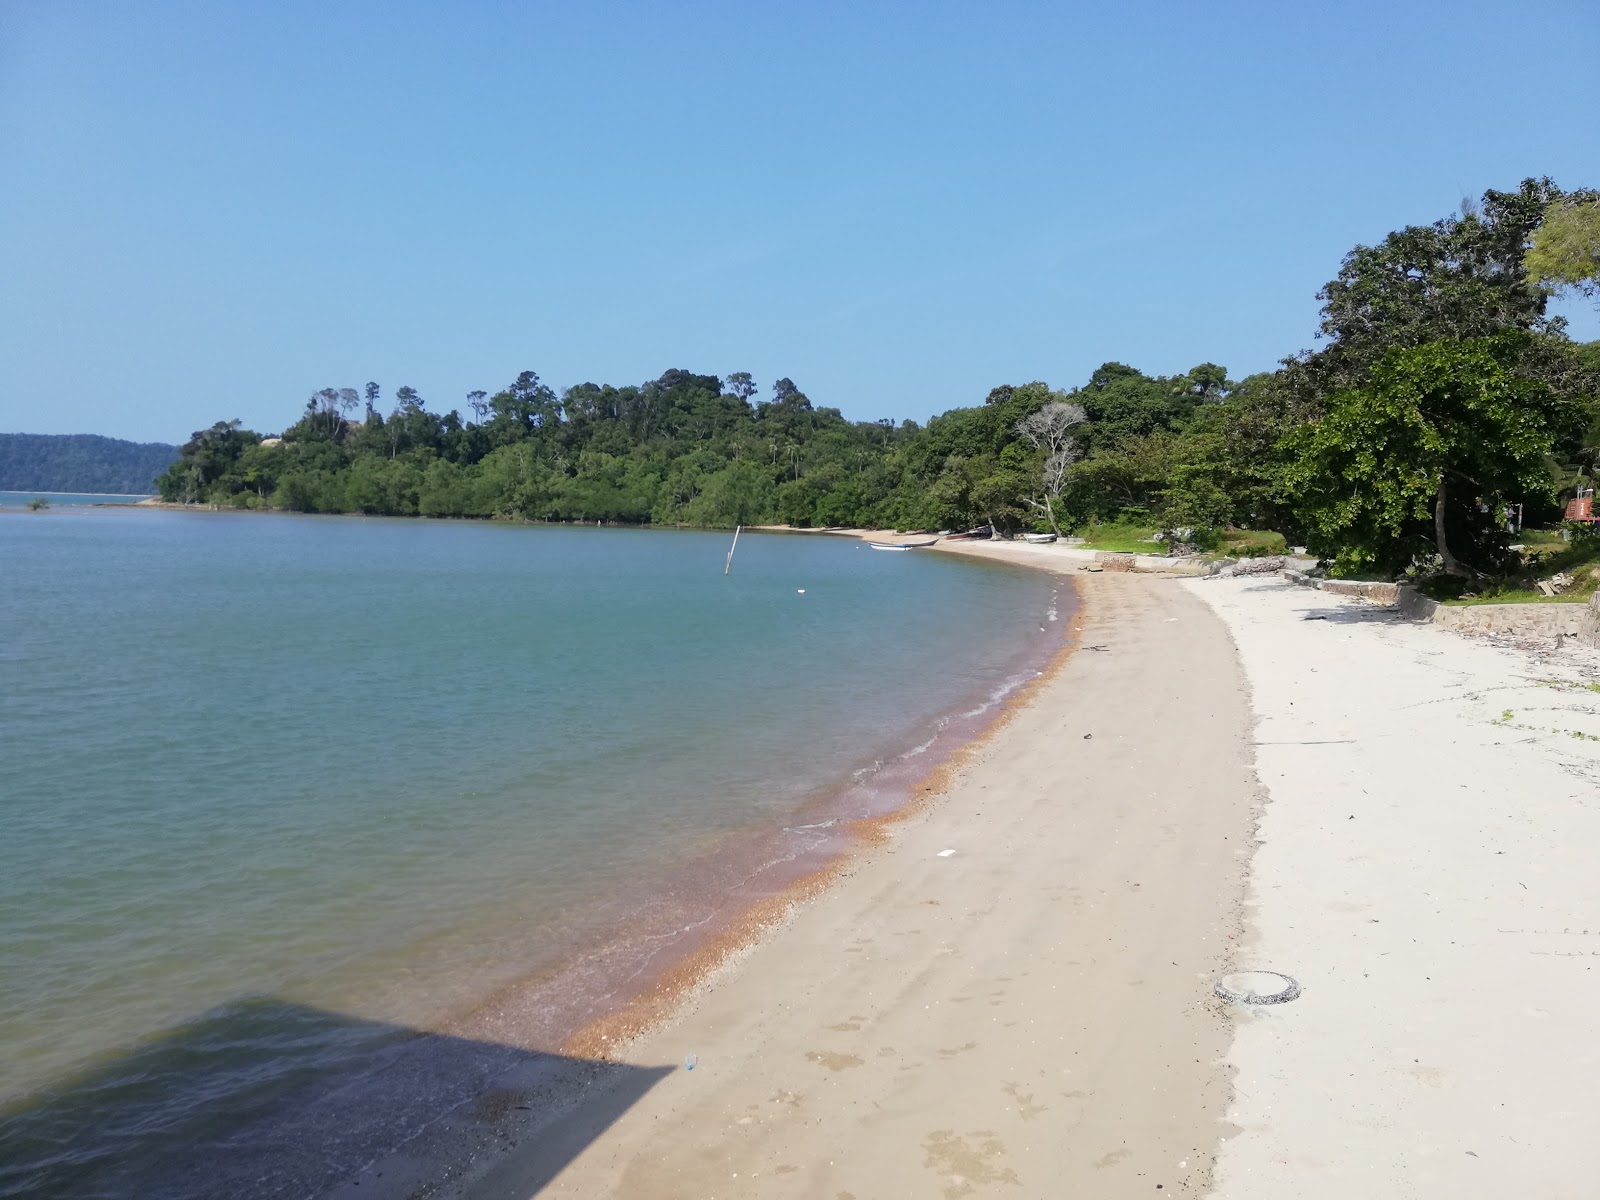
[
  {"left": 0, "top": 492, "right": 153, "bottom": 507},
  {"left": 0, "top": 510, "right": 1065, "bottom": 1196}
]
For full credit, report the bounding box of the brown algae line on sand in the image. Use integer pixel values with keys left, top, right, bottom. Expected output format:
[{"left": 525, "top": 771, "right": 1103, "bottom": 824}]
[
  {"left": 393, "top": 561, "right": 1081, "bottom": 1070},
  {"left": 558, "top": 582, "right": 1091, "bottom": 1061},
  {"left": 459, "top": 570, "right": 1259, "bottom": 1200}
]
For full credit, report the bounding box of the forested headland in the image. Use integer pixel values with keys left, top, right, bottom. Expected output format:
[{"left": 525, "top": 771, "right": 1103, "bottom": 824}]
[
  {"left": 160, "top": 179, "right": 1600, "bottom": 581},
  {"left": 1, "top": 434, "right": 178, "bottom": 494}
]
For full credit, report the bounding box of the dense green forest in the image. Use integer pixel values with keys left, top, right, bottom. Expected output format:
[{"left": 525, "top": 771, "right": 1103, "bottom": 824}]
[
  {"left": 160, "top": 179, "right": 1600, "bottom": 579},
  {"left": 2, "top": 434, "right": 178, "bottom": 494}
]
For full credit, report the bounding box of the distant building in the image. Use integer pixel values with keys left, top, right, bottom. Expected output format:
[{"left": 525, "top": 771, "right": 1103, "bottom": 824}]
[{"left": 260, "top": 437, "right": 283, "bottom": 447}]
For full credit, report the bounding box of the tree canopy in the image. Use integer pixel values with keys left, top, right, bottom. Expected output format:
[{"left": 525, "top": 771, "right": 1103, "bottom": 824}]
[
  {"left": 1527, "top": 197, "right": 1600, "bottom": 299},
  {"left": 1288, "top": 336, "right": 1576, "bottom": 577},
  {"left": 155, "top": 178, "right": 1600, "bottom": 582},
  {"left": 0, "top": 434, "right": 178, "bottom": 494}
]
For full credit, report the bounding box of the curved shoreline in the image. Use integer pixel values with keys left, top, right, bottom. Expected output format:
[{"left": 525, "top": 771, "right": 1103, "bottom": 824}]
[
  {"left": 433, "top": 556, "right": 1261, "bottom": 1199},
  {"left": 301, "top": 554, "right": 1094, "bottom": 1199},
  {"left": 410, "top": 568, "right": 1079, "bottom": 1067},
  {"left": 555, "top": 584, "right": 1090, "bottom": 1063}
]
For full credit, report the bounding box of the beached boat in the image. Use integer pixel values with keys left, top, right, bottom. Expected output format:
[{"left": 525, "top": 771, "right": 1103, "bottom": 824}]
[
  {"left": 1024, "top": 532, "right": 1057, "bottom": 544},
  {"left": 943, "top": 525, "right": 993, "bottom": 541},
  {"left": 867, "top": 536, "right": 940, "bottom": 551}
]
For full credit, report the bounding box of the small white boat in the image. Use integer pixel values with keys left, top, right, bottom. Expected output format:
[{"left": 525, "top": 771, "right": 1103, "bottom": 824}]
[
  {"left": 1024, "top": 532, "right": 1058, "bottom": 544},
  {"left": 868, "top": 542, "right": 911, "bottom": 552}
]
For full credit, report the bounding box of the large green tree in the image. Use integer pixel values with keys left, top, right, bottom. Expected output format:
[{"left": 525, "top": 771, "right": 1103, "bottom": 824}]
[
  {"left": 1288, "top": 335, "right": 1576, "bottom": 577},
  {"left": 1291, "top": 179, "right": 1569, "bottom": 399}
]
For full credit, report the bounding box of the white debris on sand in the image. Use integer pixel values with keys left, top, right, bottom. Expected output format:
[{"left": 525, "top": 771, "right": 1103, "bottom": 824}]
[{"left": 1186, "top": 574, "right": 1600, "bottom": 1199}]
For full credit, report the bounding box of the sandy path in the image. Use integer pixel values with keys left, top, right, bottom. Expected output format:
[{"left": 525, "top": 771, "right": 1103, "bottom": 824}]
[
  {"left": 461, "top": 570, "right": 1256, "bottom": 1199},
  {"left": 1184, "top": 575, "right": 1600, "bottom": 1198}
]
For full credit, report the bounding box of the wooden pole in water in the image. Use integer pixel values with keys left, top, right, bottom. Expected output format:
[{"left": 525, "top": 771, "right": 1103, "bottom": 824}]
[{"left": 724, "top": 524, "right": 742, "bottom": 575}]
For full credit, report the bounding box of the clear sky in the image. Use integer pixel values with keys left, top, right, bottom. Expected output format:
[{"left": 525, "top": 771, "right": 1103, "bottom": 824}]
[{"left": 2, "top": 0, "right": 1596, "bottom": 443}]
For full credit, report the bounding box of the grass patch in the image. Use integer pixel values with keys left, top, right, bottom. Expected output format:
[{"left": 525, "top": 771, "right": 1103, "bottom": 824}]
[
  {"left": 1423, "top": 529, "right": 1600, "bottom": 604},
  {"left": 1075, "top": 520, "right": 1164, "bottom": 555},
  {"left": 1517, "top": 528, "right": 1567, "bottom": 547},
  {"left": 1217, "top": 529, "right": 1288, "bottom": 558},
  {"left": 1081, "top": 537, "right": 1166, "bottom": 554},
  {"left": 1441, "top": 575, "right": 1598, "bottom": 606},
  {"left": 1074, "top": 523, "right": 1287, "bottom": 559},
  {"left": 1535, "top": 537, "right": 1600, "bottom": 577}
]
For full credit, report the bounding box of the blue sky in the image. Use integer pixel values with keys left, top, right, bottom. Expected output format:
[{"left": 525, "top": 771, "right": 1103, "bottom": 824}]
[{"left": 2, "top": 0, "right": 1596, "bottom": 443}]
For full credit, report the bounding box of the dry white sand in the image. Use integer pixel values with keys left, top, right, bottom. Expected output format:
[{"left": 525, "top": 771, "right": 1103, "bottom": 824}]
[
  {"left": 1182, "top": 574, "right": 1600, "bottom": 1198},
  {"left": 448, "top": 566, "right": 1260, "bottom": 1199}
]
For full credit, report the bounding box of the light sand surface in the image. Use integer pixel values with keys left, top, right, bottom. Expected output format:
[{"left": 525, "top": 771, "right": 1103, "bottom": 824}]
[
  {"left": 428, "top": 536, "right": 1599, "bottom": 1199},
  {"left": 1182, "top": 575, "right": 1600, "bottom": 1198},
  {"left": 454, "top": 568, "right": 1259, "bottom": 1199}
]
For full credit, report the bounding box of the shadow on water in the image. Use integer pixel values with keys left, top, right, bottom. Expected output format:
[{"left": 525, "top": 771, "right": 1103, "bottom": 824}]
[{"left": 0, "top": 998, "right": 672, "bottom": 1200}]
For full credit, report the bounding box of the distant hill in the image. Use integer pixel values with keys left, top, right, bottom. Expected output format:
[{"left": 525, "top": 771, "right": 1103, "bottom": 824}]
[{"left": 0, "top": 433, "right": 179, "bottom": 494}]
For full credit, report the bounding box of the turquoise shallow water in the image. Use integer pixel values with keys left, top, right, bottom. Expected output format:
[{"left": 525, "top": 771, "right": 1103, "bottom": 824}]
[
  {"left": 0, "top": 510, "right": 1066, "bottom": 1196},
  {"left": 0, "top": 492, "right": 153, "bottom": 507}
]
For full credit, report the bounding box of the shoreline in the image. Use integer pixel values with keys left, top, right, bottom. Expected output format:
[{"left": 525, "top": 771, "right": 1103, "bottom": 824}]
[
  {"left": 556, "top": 589, "right": 1088, "bottom": 1064},
  {"left": 3, "top": 524, "right": 1075, "bottom": 1200},
  {"left": 299, "top": 555, "right": 1093, "bottom": 1200},
  {"left": 436, "top": 572, "right": 1078, "bottom": 1065},
  {"left": 433, "top": 564, "right": 1261, "bottom": 1198},
  {"left": 0, "top": 530, "right": 1078, "bottom": 1200},
  {"left": 0, "top": 490, "right": 156, "bottom": 497}
]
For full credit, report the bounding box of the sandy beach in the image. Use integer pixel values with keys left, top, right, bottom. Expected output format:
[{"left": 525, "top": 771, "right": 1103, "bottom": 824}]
[
  {"left": 401, "top": 536, "right": 1600, "bottom": 1199},
  {"left": 1186, "top": 572, "right": 1600, "bottom": 1198},
  {"left": 432, "top": 550, "right": 1261, "bottom": 1198}
]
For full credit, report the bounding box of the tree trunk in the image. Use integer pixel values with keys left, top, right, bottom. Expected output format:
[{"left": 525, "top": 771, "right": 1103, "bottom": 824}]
[
  {"left": 1435, "top": 477, "right": 1468, "bottom": 577},
  {"left": 1042, "top": 493, "right": 1062, "bottom": 536}
]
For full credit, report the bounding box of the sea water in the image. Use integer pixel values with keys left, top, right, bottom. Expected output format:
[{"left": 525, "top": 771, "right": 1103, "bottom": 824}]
[
  {"left": 0, "top": 492, "right": 154, "bottom": 507},
  {"left": 0, "top": 510, "right": 1066, "bottom": 1197}
]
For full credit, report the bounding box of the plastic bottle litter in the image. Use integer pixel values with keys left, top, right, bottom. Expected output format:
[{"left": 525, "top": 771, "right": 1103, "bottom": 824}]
[{"left": 684, "top": 1053, "right": 698, "bottom": 1070}]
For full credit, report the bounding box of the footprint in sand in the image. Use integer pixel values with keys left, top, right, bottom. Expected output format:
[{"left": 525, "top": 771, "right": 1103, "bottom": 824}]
[
  {"left": 937, "top": 1041, "right": 978, "bottom": 1058},
  {"left": 806, "top": 1050, "right": 864, "bottom": 1071},
  {"left": 923, "top": 1130, "right": 1020, "bottom": 1198},
  {"left": 1002, "top": 1082, "right": 1046, "bottom": 1120}
]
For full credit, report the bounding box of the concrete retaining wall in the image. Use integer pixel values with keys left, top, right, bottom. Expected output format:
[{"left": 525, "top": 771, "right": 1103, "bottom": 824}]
[
  {"left": 1125, "top": 553, "right": 1229, "bottom": 576},
  {"left": 1318, "top": 579, "right": 1401, "bottom": 604},
  {"left": 1286, "top": 570, "right": 1600, "bottom": 650},
  {"left": 1420, "top": 596, "right": 1595, "bottom": 644}
]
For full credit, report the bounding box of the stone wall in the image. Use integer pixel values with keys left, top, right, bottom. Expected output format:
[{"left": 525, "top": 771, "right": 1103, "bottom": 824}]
[
  {"left": 1288, "top": 571, "right": 1600, "bottom": 650},
  {"left": 1316, "top": 579, "right": 1401, "bottom": 604}
]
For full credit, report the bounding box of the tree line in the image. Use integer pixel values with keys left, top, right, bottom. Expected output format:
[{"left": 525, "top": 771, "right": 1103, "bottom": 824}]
[
  {"left": 159, "top": 178, "right": 1600, "bottom": 579},
  {"left": 1, "top": 434, "right": 178, "bottom": 494}
]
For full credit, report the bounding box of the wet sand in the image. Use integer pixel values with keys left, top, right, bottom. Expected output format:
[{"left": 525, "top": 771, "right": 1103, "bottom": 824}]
[
  {"left": 445, "top": 565, "right": 1259, "bottom": 1198},
  {"left": 322, "top": 536, "right": 1600, "bottom": 1197}
]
